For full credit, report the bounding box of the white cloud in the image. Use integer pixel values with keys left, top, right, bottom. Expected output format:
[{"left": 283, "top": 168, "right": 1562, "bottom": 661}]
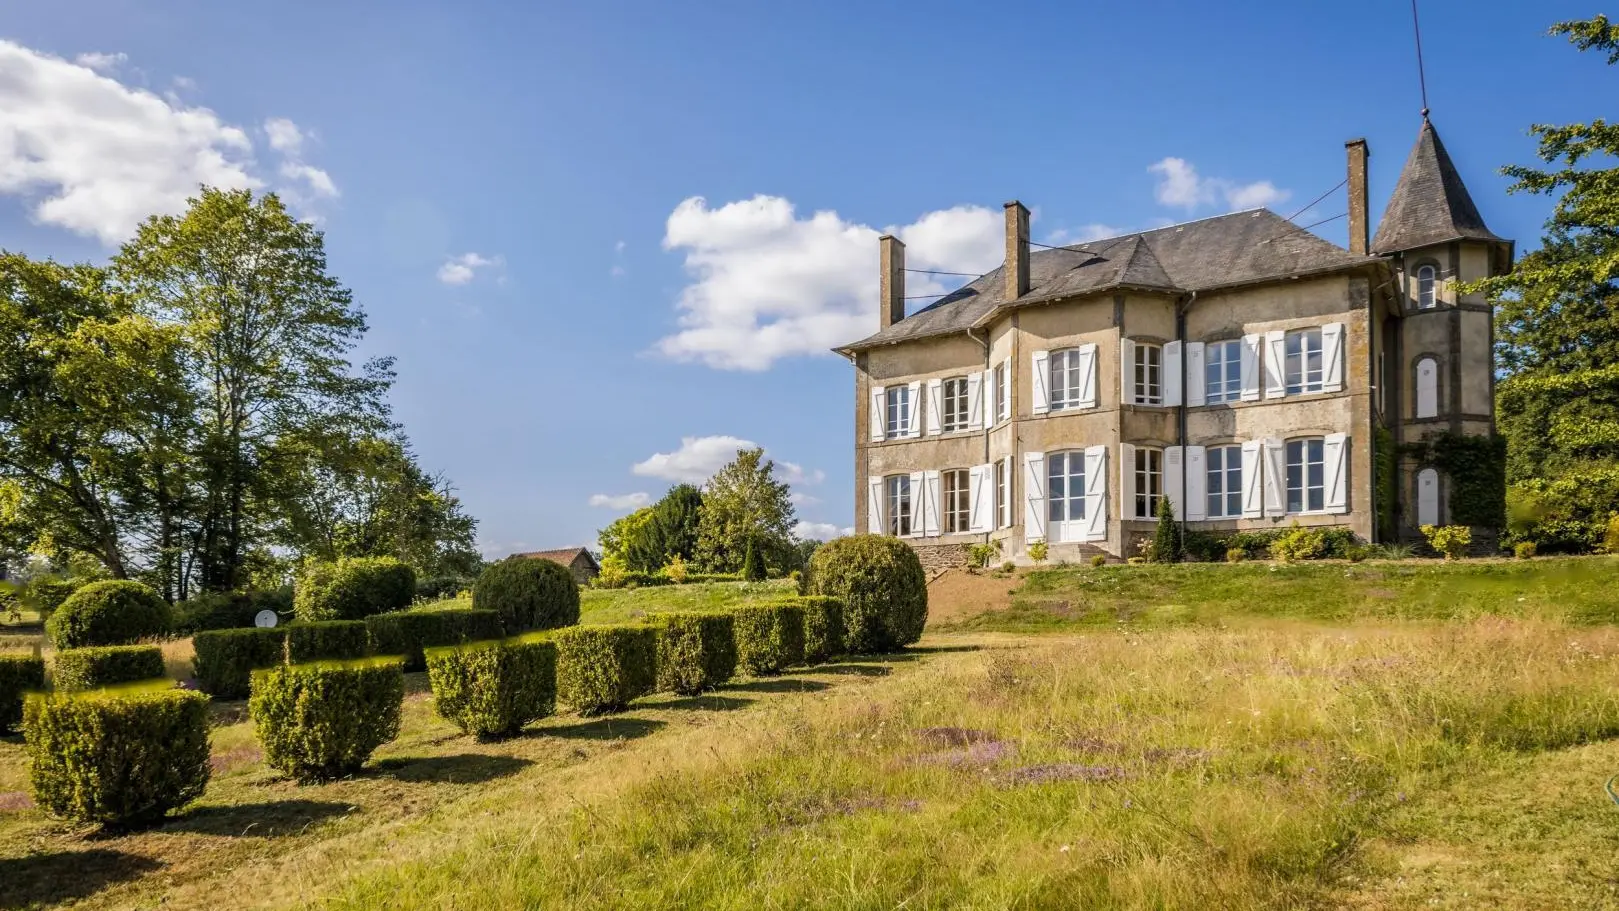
[
  {"left": 73, "top": 51, "right": 126, "bottom": 73},
  {"left": 656, "top": 196, "right": 1003, "bottom": 370},
  {"left": 280, "top": 161, "right": 337, "bottom": 198},
  {"left": 793, "top": 521, "right": 846, "bottom": 542},
  {"left": 1045, "top": 224, "right": 1121, "bottom": 246},
  {"left": 778, "top": 460, "right": 825, "bottom": 485},
  {"left": 437, "top": 252, "right": 501, "bottom": 285},
  {"left": 263, "top": 117, "right": 304, "bottom": 156},
  {"left": 0, "top": 40, "right": 261, "bottom": 244},
  {"left": 589, "top": 492, "right": 651, "bottom": 511},
  {"left": 1148, "top": 157, "right": 1290, "bottom": 213},
  {"left": 790, "top": 492, "right": 821, "bottom": 507},
  {"left": 632, "top": 435, "right": 823, "bottom": 487}
]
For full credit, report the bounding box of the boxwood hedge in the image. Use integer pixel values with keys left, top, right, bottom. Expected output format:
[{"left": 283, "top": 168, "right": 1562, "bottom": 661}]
[
  {"left": 365, "top": 608, "right": 503, "bottom": 672},
  {"left": 554, "top": 625, "right": 657, "bottom": 715},
  {"left": 25, "top": 683, "right": 210, "bottom": 827},
  {"left": 796, "top": 596, "right": 845, "bottom": 664},
  {"left": 192, "top": 627, "right": 287, "bottom": 699},
  {"left": 806, "top": 535, "right": 927, "bottom": 653},
  {"left": 0, "top": 653, "right": 46, "bottom": 733},
  {"left": 46, "top": 580, "right": 172, "bottom": 649},
  {"left": 284, "top": 620, "right": 369, "bottom": 664},
  {"left": 294, "top": 557, "right": 416, "bottom": 622},
  {"left": 732, "top": 602, "right": 805, "bottom": 676},
  {"left": 249, "top": 658, "right": 405, "bottom": 782},
  {"left": 425, "top": 636, "right": 557, "bottom": 739},
  {"left": 53, "top": 645, "right": 167, "bottom": 691},
  {"left": 472, "top": 557, "right": 580, "bottom": 633},
  {"left": 651, "top": 611, "right": 736, "bottom": 696}
]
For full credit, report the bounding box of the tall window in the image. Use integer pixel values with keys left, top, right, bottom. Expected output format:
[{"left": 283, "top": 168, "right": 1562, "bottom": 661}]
[
  {"left": 884, "top": 386, "right": 910, "bottom": 439},
  {"left": 1286, "top": 438, "right": 1326, "bottom": 514},
  {"left": 1417, "top": 265, "right": 1437, "bottom": 309},
  {"left": 1204, "top": 339, "right": 1242, "bottom": 404},
  {"left": 1206, "top": 445, "right": 1242, "bottom": 518},
  {"left": 884, "top": 475, "right": 912, "bottom": 536},
  {"left": 1133, "top": 343, "right": 1163, "bottom": 405},
  {"left": 1134, "top": 447, "right": 1163, "bottom": 518},
  {"left": 941, "top": 377, "right": 969, "bottom": 433},
  {"left": 1049, "top": 348, "right": 1084, "bottom": 410},
  {"left": 995, "top": 459, "right": 1008, "bottom": 528},
  {"left": 993, "top": 362, "right": 1010, "bottom": 423},
  {"left": 942, "top": 469, "right": 970, "bottom": 533},
  {"left": 1284, "top": 329, "right": 1324, "bottom": 396},
  {"left": 1047, "top": 451, "right": 1086, "bottom": 527}
]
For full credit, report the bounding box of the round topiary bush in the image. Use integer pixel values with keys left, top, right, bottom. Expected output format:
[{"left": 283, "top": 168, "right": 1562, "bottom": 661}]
[
  {"left": 293, "top": 557, "right": 416, "bottom": 622},
  {"left": 806, "top": 535, "right": 927, "bottom": 654},
  {"left": 46, "top": 580, "right": 172, "bottom": 649},
  {"left": 472, "top": 557, "right": 580, "bottom": 634}
]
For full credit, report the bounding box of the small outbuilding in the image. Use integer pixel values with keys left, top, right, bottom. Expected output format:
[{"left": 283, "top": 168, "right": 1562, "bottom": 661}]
[{"left": 514, "top": 547, "right": 599, "bottom": 585}]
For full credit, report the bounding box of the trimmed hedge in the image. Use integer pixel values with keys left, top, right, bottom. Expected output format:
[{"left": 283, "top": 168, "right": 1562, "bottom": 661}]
[
  {"left": 807, "top": 535, "right": 927, "bottom": 653},
  {"left": 46, "top": 580, "right": 171, "bottom": 649},
  {"left": 25, "top": 683, "right": 210, "bottom": 826},
  {"left": 366, "top": 608, "right": 503, "bottom": 672},
  {"left": 294, "top": 557, "right": 416, "bottom": 622},
  {"left": 554, "top": 625, "right": 657, "bottom": 715},
  {"left": 796, "top": 596, "right": 845, "bottom": 664},
  {"left": 425, "top": 636, "right": 557, "bottom": 739},
  {"left": 652, "top": 612, "right": 736, "bottom": 696},
  {"left": 472, "top": 557, "right": 580, "bottom": 633},
  {"left": 732, "top": 602, "right": 805, "bottom": 676},
  {"left": 53, "top": 645, "right": 166, "bottom": 691},
  {"left": 173, "top": 588, "right": 292, "bottom": 634},
  {"left": 285, "top": 620, "right": 369, "bottom": 664},
  {"left": 0, "top": 654, "right": 46, "bottom": 733},
  {"left": 249, "top": 658, "right": 405, "bottom": 781},
  {"left": 192, "top": 627, "right": 287, "bottom": 699}
]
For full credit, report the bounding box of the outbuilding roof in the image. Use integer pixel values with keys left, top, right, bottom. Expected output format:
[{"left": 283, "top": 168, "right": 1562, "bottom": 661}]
[{"left": 1371, "top": 118, "right": 1506, "bottom": 254}]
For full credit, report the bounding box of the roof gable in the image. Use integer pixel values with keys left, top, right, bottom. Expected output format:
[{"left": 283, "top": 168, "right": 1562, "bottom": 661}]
[{"left": 1371, "top": 119, "right": 1504, "bottom": 254}]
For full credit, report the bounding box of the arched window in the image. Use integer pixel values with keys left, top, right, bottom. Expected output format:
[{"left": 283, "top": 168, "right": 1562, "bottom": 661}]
[
  {"left": 1417, "top": 468, "right": 1440, "bottom": 527},
  {"left": 1415, "top": 356, "right": 1439, "bottom": 418},
  {"left": 1417, "top": 265, "right": 1437, "bottom": 309}
]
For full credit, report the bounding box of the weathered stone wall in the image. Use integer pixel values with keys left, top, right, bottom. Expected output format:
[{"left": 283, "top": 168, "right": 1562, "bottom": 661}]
[{"left": 908, "top": 542, "right": 971, "bottom": 574}]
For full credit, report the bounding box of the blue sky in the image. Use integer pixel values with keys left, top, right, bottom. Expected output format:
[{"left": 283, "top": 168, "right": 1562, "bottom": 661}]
[{"left": 0, "top": 0, "right": 1601, "bottom": 556}]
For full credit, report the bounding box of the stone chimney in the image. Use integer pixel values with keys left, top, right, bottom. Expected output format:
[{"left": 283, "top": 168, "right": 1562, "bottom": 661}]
[
  {"left": 1346, "top": 139, "right": 1370, "bottom": 255},
  {"left": 879, "top": 234, "right": 905, "bottom": 329},
  {"left": 1004, "top": 200, "right": 1030, "bottom": 300}
]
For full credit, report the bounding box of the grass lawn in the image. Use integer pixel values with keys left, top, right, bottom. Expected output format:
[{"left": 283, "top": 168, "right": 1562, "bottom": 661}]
[{"left": 3, "top": 561, "right": 1619, "bottom": 908}]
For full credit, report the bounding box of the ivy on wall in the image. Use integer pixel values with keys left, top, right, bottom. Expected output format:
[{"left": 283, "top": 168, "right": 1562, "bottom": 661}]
[
  {"left": 1373, "top": 425, "right": 1398, "bottom": 540},
  {"left": 1400, "top": 432, "right": 1508, "bottom": 530}
]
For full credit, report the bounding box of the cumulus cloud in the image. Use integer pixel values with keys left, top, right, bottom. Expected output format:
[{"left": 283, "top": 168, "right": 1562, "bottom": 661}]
[
  {"left": 1045, "top": 224, "right": 1122, "bottom": 246},
  {"left": 632, "top": 435, "right": 824, "bottom": 487},
  {"left": 656, "top": 196, "right": 1003, "bottom": 370},
  {"left": 437, "top": 252, "right": 502, "bottom": 285},
  {"left": 1148, "top": 157, "right": 1290, "bottom": 212},
  {"left": 263, "top": 118, "right": 337, "bottom": 206},
  {"left": 0, "top": 41, "right": 337, "bottom": 244},
  {"left": 793, "top": 521, "right": 846, "bottom": 542},
  {"left": 588, "top": 492, "right": 651, "bottom": 511}
]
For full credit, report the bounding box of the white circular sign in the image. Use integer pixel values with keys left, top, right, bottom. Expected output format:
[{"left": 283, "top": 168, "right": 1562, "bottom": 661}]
[{"left": 254, "top": 610, "right": 279, "bottom": 628}]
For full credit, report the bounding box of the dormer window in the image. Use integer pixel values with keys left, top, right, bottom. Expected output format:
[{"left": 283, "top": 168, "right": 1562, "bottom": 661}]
[{"left": 1416, "top": 265, "right": 1437, "bottom": 309}]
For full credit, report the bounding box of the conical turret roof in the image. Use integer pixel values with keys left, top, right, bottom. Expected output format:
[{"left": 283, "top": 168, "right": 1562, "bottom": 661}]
[{"left": 1371, "top": 119, "right": 1505, "bottom": 253}]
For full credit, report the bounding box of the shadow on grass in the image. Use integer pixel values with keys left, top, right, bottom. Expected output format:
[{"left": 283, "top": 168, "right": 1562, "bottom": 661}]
[
  {"left": 903, "top": 644, "right": 984, "bottom": 655},
  {"left": 813, "top": 663, "right": 893, "bottom": 678},
  {"left": 659, "top": 694, "right": 753, "bottom": 712},
  {"left": 162, "top": 799, "right": 354, "bottom": 838},
  {"left": 536, "top": 716, "right": 666, "bottom": 741},
  {"left": 727, "top": 678, "right": 830, "bottom": 694},
  {"left": 0, "top": 849, "right": 161, "bottom": 909},
  {"left": 372, "top": 753, "right": 533, "bottom": 785}
]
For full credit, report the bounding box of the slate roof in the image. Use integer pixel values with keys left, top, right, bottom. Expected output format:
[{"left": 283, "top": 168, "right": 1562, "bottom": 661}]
[
  {"left": 1371, "top": 119, "right": 1506, "bottom": 254},
  {"left": 516, "top": 547, "right": 598, "bottom": 569},
  {"left": 838, "top": 208, "right": 1380, "bottom": 353}
]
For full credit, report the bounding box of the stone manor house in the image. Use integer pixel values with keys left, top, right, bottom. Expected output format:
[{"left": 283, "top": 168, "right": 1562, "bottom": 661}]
[{"left": 836, "top": 118, "right": 1510, "bottom": 567}]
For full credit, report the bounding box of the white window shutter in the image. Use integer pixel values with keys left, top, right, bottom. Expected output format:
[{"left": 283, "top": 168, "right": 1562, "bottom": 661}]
[
  {"left": 1417, "top": 468, "right": 1440, "bottom": 526},
  {"left": 905, "top": 382, "right": 922, "bottom": 437},
  {"left": 1322, "top": 323, "right": 1345, "bottom": 393},
  {"left": 1186, "top": 342, "right": 1206, "bottom": 407},
  {"left": 1324, "top": 433, "right": 1349, "bottom": 514},
  {"left": 1000, "top": 359, "right": 1012, "bottom": 422},
  {"left": 1416, "top": 357, "right": 1439, "bottom": 418},
  {"left": 1240, "top": 441, "right": 1264, "bottom": 518},
  {"left": 922, "top": 470, "right": 942, "bottom": 537},
  {"left": 1023, "top": 451, "right": 1047, "bottom": 542},
  {"left": 1083, "top": 445, "right": 1108, "bottom": 541},
  {"left": 907, "top": 471, "right": 926, "bottom": 536},
  {"left": 967, "top": 372, "right": 984, "bottom": 431},
  {"left": 1185, "top": 446, "right": 1208, "bottom": 521},
  {"left": 869, "top": 386, "right": 886, "bottom": 442},
  {"left": 1001, "top": 456, "right": 1013, "bottom": 528},
  {"left": 1262, "top": 438, "right": 1286, "bottom": 517},
  {"left": 1119, "top": 443, "right": 1137, "bottom": 519},
  {"left": 1031, "top": 350, "right": 1050, "bottom": 415},
  {"left": 1164, "top": 445, "right": 1185, "bottom": 519},
  {"left": 969, "top": 464, "right": 991, "bottom": 533},
  {"left": 1240, "top": 335, "right": 1262, "bottom": 402},
  {"left": 1163, "top": 341, "right": 1183, "bottom": 407},
  {"left": 926, "top": 379, "right": 944, "bottom": 437},
  {"left": 1264, "top": 331, "right": 1287, "bottom": 399},
  {"left": 1120, "top": 338, "right": 1136, "bottom": 405},
  {"left": 867, "top": 478, "right": 885, "bottom": 533},
  {"left": 1078, "top": 343, "right": 1098, "bottom": 409}
]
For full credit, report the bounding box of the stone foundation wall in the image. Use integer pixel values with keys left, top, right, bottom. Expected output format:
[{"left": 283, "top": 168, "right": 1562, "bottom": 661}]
[{"left": 909, "top": 542, "right": 971, "bottom": 574}]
